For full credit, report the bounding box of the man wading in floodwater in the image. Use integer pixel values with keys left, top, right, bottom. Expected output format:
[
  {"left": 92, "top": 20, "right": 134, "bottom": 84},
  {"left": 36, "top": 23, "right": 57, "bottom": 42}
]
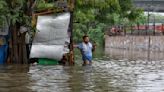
[{"left": 74, "top": 35, "right": 96, "bottom": 66}]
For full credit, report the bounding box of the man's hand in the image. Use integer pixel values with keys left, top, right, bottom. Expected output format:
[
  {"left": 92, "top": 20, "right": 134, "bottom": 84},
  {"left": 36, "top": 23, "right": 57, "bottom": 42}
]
[
  {"left": 92, "top": 42, "right": 96, "bottom": 52},
  {"left": 73, "top": 44, "right": 78, "bottom": 48}
]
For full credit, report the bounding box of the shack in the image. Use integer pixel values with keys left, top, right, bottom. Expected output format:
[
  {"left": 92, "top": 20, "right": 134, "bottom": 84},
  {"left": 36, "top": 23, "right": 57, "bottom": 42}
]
[{"left": 30, "top": 0, "right": 75, "bottom": 65}]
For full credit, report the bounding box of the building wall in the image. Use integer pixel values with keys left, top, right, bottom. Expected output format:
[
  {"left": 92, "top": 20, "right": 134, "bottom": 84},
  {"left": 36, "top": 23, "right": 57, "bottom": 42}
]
[{"left": 105, "top": 35, "right": 164, "bottom": 60}]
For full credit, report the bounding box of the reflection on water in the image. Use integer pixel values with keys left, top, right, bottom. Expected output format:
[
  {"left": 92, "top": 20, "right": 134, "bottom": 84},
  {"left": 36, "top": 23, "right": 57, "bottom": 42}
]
[
  {"left": 105, "top": 48, "right": 164, "bottom": 61},
  {"left": 0, "top": 65, "right": 30, "bottom": 92},
  {"left": 1, "top": 59, "right": 164, "bottom": 92}
]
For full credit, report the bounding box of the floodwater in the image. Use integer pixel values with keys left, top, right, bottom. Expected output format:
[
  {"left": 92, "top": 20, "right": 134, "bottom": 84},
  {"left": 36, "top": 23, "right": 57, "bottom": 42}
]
[{"left": 1, "top": 52, "right": 164, "bottom": 92}]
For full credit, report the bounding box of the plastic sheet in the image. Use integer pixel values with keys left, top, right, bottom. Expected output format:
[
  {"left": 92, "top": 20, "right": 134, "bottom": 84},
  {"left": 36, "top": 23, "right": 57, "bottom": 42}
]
[
  {"left": 32, "top": 13, "right": 70, "bottom": 45},
  {"left": 0, "top": 45, "right": 8, "bottom": 64},
  {"left": 30, "top": 45, "right": 64, "bottom": 60},
  {"left": 30, "top": 13, "right": 70, "bottom": 60}
]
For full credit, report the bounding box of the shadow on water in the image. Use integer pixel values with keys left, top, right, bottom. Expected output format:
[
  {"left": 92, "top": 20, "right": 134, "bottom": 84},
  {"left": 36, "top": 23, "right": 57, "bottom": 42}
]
[{"left": 0, "top": 48, "right": 164, "bottom": 92}]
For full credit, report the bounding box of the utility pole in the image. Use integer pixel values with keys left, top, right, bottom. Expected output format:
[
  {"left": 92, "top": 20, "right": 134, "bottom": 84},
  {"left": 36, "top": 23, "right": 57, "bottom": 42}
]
[
  {"left": 147, "top": 5, "right": 150, "bottom": 35},
  {"left": 147, "top": 0, "right": 154, "bottom": 61},
  {"left": 147, "top": 3, "right": 150, "bottom": 60},
  {"left": 153, "top": 14, "right": 155, "bottom": 35},
  {"left": 152, "top": 0, "right": 156, "bottom": 35}
]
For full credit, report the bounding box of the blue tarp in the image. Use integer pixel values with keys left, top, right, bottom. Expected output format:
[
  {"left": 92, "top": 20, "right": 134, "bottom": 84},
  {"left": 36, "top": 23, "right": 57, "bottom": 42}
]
[
  {"left": 0, "top": 32, "right": 9, "bottom": 64},
  {"left": 0, "top": 45, "right": 8, "bottom": 64}
]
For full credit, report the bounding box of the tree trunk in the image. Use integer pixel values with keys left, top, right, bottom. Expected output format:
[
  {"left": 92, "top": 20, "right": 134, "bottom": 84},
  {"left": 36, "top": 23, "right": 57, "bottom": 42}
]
[
  {"left": 21, "top": 33, "right": 28, "bottom": 64},
  {"left": 18, "top": 34, "right": 22, "bottom": 63},
  {"left": 11, "top": 25, "right": 19, "bottom": 63},
  {"left": 6, "top": 0, "right": 32, "bottom": 64},
  {"left": 7, "top": 36, "right": 13, "bottom": 64},
  {"left": 10, "top": 25, "right": 28, "bottom": 64}
]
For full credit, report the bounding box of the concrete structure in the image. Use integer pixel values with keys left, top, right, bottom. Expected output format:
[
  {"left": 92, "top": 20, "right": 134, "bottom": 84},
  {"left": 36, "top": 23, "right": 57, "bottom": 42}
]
[
  {"left": 105, "top": 1, "right": 164, "bottom": 61},
  {"left": 133, "top": 0, "right": 164, "bottom": 12},
  {"left": 105, "top": 35, "right": 164, "bottom": 61}
]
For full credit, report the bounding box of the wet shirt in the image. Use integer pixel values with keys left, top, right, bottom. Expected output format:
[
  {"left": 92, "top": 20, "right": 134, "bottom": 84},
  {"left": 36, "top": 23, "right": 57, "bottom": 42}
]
[{"left": 78, "top": 42, "right": 93, "bottom": 61}]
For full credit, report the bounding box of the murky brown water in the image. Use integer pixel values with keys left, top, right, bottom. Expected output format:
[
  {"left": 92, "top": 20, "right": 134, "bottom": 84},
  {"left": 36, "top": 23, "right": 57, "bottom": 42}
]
[{"left": 1, "top": 58, "right": 164, "bottom": 92}]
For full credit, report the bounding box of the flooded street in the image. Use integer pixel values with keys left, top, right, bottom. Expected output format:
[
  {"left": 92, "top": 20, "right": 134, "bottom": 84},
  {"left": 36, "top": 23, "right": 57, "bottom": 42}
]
[
  {"left": 1, "top": 0, "right": 164, "bottom": 92},
  {"left": 1, "top": 57, "right": 164, "bottom": 92}
]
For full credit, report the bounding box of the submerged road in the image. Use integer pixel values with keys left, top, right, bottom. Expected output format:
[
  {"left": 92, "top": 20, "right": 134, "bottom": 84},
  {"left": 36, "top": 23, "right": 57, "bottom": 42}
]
[{"left": 0, "top": 55, "right": 164, "bottom": 92}]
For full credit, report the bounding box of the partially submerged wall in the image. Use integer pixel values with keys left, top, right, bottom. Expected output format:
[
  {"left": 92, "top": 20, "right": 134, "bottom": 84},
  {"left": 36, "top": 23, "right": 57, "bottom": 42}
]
[{"left": 105, "top": 35, "right": 164, "bottom": 60}]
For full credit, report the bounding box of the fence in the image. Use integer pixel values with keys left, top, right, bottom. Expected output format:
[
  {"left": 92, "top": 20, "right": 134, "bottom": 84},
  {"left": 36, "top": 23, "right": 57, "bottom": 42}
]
[{"left": 106, "top": 24, "right": 164, "bottom": 36}]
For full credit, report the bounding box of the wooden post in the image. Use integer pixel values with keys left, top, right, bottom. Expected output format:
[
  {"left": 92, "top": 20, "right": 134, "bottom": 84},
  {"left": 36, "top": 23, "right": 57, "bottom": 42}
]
[
  {"left": 69, "top": 11, "right": 74, "bottom": 65},
  {"left": 68, "top": 0, "right": 75, "bottom": 65}
]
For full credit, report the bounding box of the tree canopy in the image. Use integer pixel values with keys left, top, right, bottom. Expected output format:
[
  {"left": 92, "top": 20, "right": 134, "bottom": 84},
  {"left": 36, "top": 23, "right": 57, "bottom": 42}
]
[
  {"left": 73, "top": 0, "right": 144, "bottom": 45},
  {"left": 0, "top": 0, "right": 31, "bottom": 27}
]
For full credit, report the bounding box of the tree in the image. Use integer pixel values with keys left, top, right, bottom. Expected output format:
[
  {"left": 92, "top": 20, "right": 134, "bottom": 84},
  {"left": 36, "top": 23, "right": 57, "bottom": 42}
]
[
  {"left": 0, "top": 0, "right": 32, "bottom": 64},
  {"left": 73, "top": 0, "right": 143, "bottom": 46}
]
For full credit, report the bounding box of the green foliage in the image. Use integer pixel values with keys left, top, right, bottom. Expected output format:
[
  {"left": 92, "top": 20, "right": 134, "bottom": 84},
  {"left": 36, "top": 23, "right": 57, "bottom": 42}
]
[
  {"left": 135, "top": 12, "right": 146, "bottom": 25},
  {"left": 73, "top": 0, "right": 143, "bottom": 47},
  {"left": 0, "top": 1, "right": 9, "bottom": 26},
  {"left": 87, "top": 23, "right": 106, "bottom": 46},
  {"left": 34, "top": 0, "right": 55, "bottom": 11},
  {"left": 128, "top": 8, "right": 143, "bottom": 22},
  {"left": 0, "top": 0, "right": 31, "bottom": 28},
  {"left": 118, "top": 0, "right": 133, "bottom": 16}
]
